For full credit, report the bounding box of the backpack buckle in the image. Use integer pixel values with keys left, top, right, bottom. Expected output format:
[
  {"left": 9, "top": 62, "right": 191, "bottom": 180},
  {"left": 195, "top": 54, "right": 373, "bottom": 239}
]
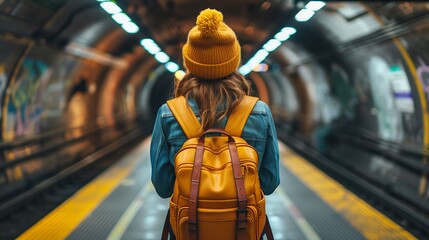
[
  {"left": 237, "top": 208, "right": 248, "bottom": 214},
  {"left": 188, "top": 221, "right": 197, "bottom": 231},
  {"left": 237, "top": 209, "right": 247, "bottom": 229},
  {"left": 238, "top": 200, "right": 247, "bottom": 209}
]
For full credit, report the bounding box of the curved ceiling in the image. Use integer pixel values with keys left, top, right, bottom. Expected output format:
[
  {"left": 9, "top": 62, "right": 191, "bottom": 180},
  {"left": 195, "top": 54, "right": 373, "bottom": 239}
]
[{"left": 120, "top": 0, "right": 298, "bottom": 62}]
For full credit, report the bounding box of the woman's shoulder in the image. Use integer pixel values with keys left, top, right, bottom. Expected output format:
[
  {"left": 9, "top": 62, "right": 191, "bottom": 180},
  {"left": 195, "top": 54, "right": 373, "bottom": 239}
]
[
  {"left": 157, "top": 103, "right": 173, "bottom": 118},
  {"left": 157, "top": 98, "right": 200, "bottom": 118},
  {"left": 175, "top": 97, "right": 270, "bottom": 116},
  {"left": 252, "top": 100, "right": 270, "bottom": 115},
  {"left": 158, "top": 97, "right": 269, "bottom": 117}
]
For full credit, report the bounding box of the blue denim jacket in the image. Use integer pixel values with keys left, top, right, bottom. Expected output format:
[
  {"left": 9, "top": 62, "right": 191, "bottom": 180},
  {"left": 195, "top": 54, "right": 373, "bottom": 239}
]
[{"left": 150, "top": 98, "right": 280, "bottom": 198}]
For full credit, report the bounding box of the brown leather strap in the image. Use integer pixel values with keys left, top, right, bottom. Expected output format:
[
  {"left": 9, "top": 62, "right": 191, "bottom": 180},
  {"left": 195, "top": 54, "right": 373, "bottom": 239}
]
[
  {"left": 161, "top": 210, "right": 170, "bottom": 240},
  {"left": 228, "top": 139, "right": 247, "bottom": 240},
  {"left": 188, "top": 138, "right": 204, "bottom": 240},
  {"left": 264, "top": 215, "right": 274, "bottom": 240},
  {"left": 188, "top": 129, "right": 247, "bottom": 240},
  {"left": 224, "top": 96, "right": 258, "bottom": 137},
  {"left": 167, "top": 96, "right": 202, "bottom": 138}
]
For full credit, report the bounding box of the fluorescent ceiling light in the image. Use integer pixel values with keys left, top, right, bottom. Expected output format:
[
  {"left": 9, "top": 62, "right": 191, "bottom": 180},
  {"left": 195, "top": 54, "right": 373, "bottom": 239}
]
[
  {"left": 112, "top": 13, "right": 131, "bottom": 24},
  {"left": 295, "top": 9, "right": 315, "bottom": 22},
  {"left": 165, "top": 62, "right": 179, "bottom": 73},
  {"left": 247, "top": 49, "right": 269, "bottom": 69},
  {"left": 263, "top": 39, "right": 281, "bottom": 52},
  {"left": 247, "top": 59, "right": 260, "bottom": 69},
  {"left": 100, "top": 2, "right": 122, "bottom": 14},
  {"left": 239, "top": 65, "right": 252, "bottom": 75},
  {"left": 155, "top": 52, "right": 170, "bottom": 63},
  {"left": 305, "top": 1, "right": 326, "bottom": 11},
  {"left": 121, "top": 22, "right": 139, "bottom": 33},
  {"left": 240, "top": 51, "right": 270, "bottom": 75},
  {"left": 140, "top": 38, "right": 161, "bottom": 54},
  {"left": 254, "top": 49, "right": 269, "bottom": 61},
  {"left": 275, "top": 31, "right": 291, "bottom": 41},
  {"left": 281, "top": 27, "right": 297, "bottom": 35}
]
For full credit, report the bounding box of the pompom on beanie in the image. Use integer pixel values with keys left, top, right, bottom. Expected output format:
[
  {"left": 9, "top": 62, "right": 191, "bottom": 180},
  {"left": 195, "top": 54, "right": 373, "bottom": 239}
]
[{"left": 182, "top": 8, "right": 241, "bottom": 80}]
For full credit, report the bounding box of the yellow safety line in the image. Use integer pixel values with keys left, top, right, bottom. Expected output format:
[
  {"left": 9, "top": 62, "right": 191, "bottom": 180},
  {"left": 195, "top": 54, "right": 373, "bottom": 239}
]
[
  {"left": 282, "top": 148, "right": 417, "bottom": 240},
  {"left": 17, "top": 138, "right": 151, "bottom": 240}
]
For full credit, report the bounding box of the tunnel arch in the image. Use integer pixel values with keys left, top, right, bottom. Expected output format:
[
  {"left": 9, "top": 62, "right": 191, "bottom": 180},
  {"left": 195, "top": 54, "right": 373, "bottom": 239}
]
[{"left": 0, "top": 1, "right": 429, "bottom": 231}]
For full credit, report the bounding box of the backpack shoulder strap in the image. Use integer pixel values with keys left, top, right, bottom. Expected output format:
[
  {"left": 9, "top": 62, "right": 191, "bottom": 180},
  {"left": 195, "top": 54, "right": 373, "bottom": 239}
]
[
  {"left": 225, "top": 96, "right": 259, "bottom": 137},
  {"left": 166, "top": 96, "right": 202, "bottom": 138}
]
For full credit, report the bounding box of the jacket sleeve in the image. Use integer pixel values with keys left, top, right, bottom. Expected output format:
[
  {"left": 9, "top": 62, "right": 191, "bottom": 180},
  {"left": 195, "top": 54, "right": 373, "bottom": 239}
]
[
  {"left": 150, "top": 106, "right": 175, "bottom": 198},
  {"left": 259, "top": 104, "right": 280, "bottom": 195}
]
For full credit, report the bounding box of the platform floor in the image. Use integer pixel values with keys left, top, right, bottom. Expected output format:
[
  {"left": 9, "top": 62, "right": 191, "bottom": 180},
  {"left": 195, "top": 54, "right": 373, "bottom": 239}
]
[{"left": 17, "top": 138, "right": 417, "bottom": 240}]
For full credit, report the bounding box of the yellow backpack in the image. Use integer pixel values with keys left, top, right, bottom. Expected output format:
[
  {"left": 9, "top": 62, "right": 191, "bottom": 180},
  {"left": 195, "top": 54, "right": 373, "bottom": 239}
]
[{"left": 161, "top": 96, "right": 274, "bottom": 240}]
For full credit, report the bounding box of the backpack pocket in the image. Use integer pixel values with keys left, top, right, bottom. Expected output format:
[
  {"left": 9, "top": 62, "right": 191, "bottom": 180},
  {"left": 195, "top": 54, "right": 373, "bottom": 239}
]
[
  {"left": 169, "top": 199, "right": 178, "bottom": 236},
  {"left": 257, "top": 195, "right": 266, "bottom": 237},
  {"left": 175, "top": 207, "right": 259, "bottom": 240}
]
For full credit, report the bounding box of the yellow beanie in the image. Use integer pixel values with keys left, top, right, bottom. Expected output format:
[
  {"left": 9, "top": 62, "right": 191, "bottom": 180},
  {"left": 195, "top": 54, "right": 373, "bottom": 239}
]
[{"left": 182, "top": 8, "right": 241, "bottom": 80}]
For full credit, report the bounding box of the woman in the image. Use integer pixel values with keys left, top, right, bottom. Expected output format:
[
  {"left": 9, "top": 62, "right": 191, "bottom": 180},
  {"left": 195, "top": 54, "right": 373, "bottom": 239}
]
[{"left": 150, "top": 8, "right": 280, "bottom": 239}]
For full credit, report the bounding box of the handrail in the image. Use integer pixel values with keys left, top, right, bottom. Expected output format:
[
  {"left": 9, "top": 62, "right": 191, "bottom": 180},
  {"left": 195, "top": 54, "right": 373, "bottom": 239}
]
[
  {"left": 0, "top": 112, "right": 139, "bottom": 150},
  {"left": 0, "top": 117, "right": 144, "bottom": 201},
  {"left": 331, "top": 131, "right": 429, "bottom": 175},
  {"left": 0, "top": 126, "right": 104, "bottom": 171},
  {"left": 0, "top": 112, "right": 143, "bottom": 172},
  {"left": 272, "top": 119, "right": 429, "bottom": 175},
  {"left": 336, "top": 126, "right": 428, "bottom": 157}
]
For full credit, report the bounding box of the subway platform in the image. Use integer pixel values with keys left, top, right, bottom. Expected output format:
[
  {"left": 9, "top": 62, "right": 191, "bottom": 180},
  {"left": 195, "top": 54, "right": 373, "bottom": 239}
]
[{"left": 10, "top": 137, "right": 417, "bottom": 240}]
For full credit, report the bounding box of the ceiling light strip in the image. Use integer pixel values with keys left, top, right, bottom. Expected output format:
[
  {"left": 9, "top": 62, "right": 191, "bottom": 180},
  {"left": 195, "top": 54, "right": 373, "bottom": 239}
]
[
  {"left": 240, "top": 1, "right": 326, "bottom": 75},
  {"left": 98, "top": 1, "right": 139, "bottom": 33},
  {"left": 98, "top": 1, "right": 179, "bottom": 73},
  {"left": 239, "top": 27, "right": 296, "bottom": 75}
]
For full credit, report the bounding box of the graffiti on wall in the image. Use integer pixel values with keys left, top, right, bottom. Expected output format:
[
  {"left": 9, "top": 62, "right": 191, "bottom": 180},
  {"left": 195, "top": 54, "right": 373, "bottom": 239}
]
[
  {"left": 4, "top": 59, "right": 51, "bottom": 139},
  {"left": 0, "top": 65, "right": 8, "bottom": 117}
]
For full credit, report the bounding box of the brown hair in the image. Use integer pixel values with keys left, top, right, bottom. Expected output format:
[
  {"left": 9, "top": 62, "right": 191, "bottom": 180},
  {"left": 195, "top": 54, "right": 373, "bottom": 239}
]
[{"left": 174, "top": 71, "right": 251, "bottom": 130}]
